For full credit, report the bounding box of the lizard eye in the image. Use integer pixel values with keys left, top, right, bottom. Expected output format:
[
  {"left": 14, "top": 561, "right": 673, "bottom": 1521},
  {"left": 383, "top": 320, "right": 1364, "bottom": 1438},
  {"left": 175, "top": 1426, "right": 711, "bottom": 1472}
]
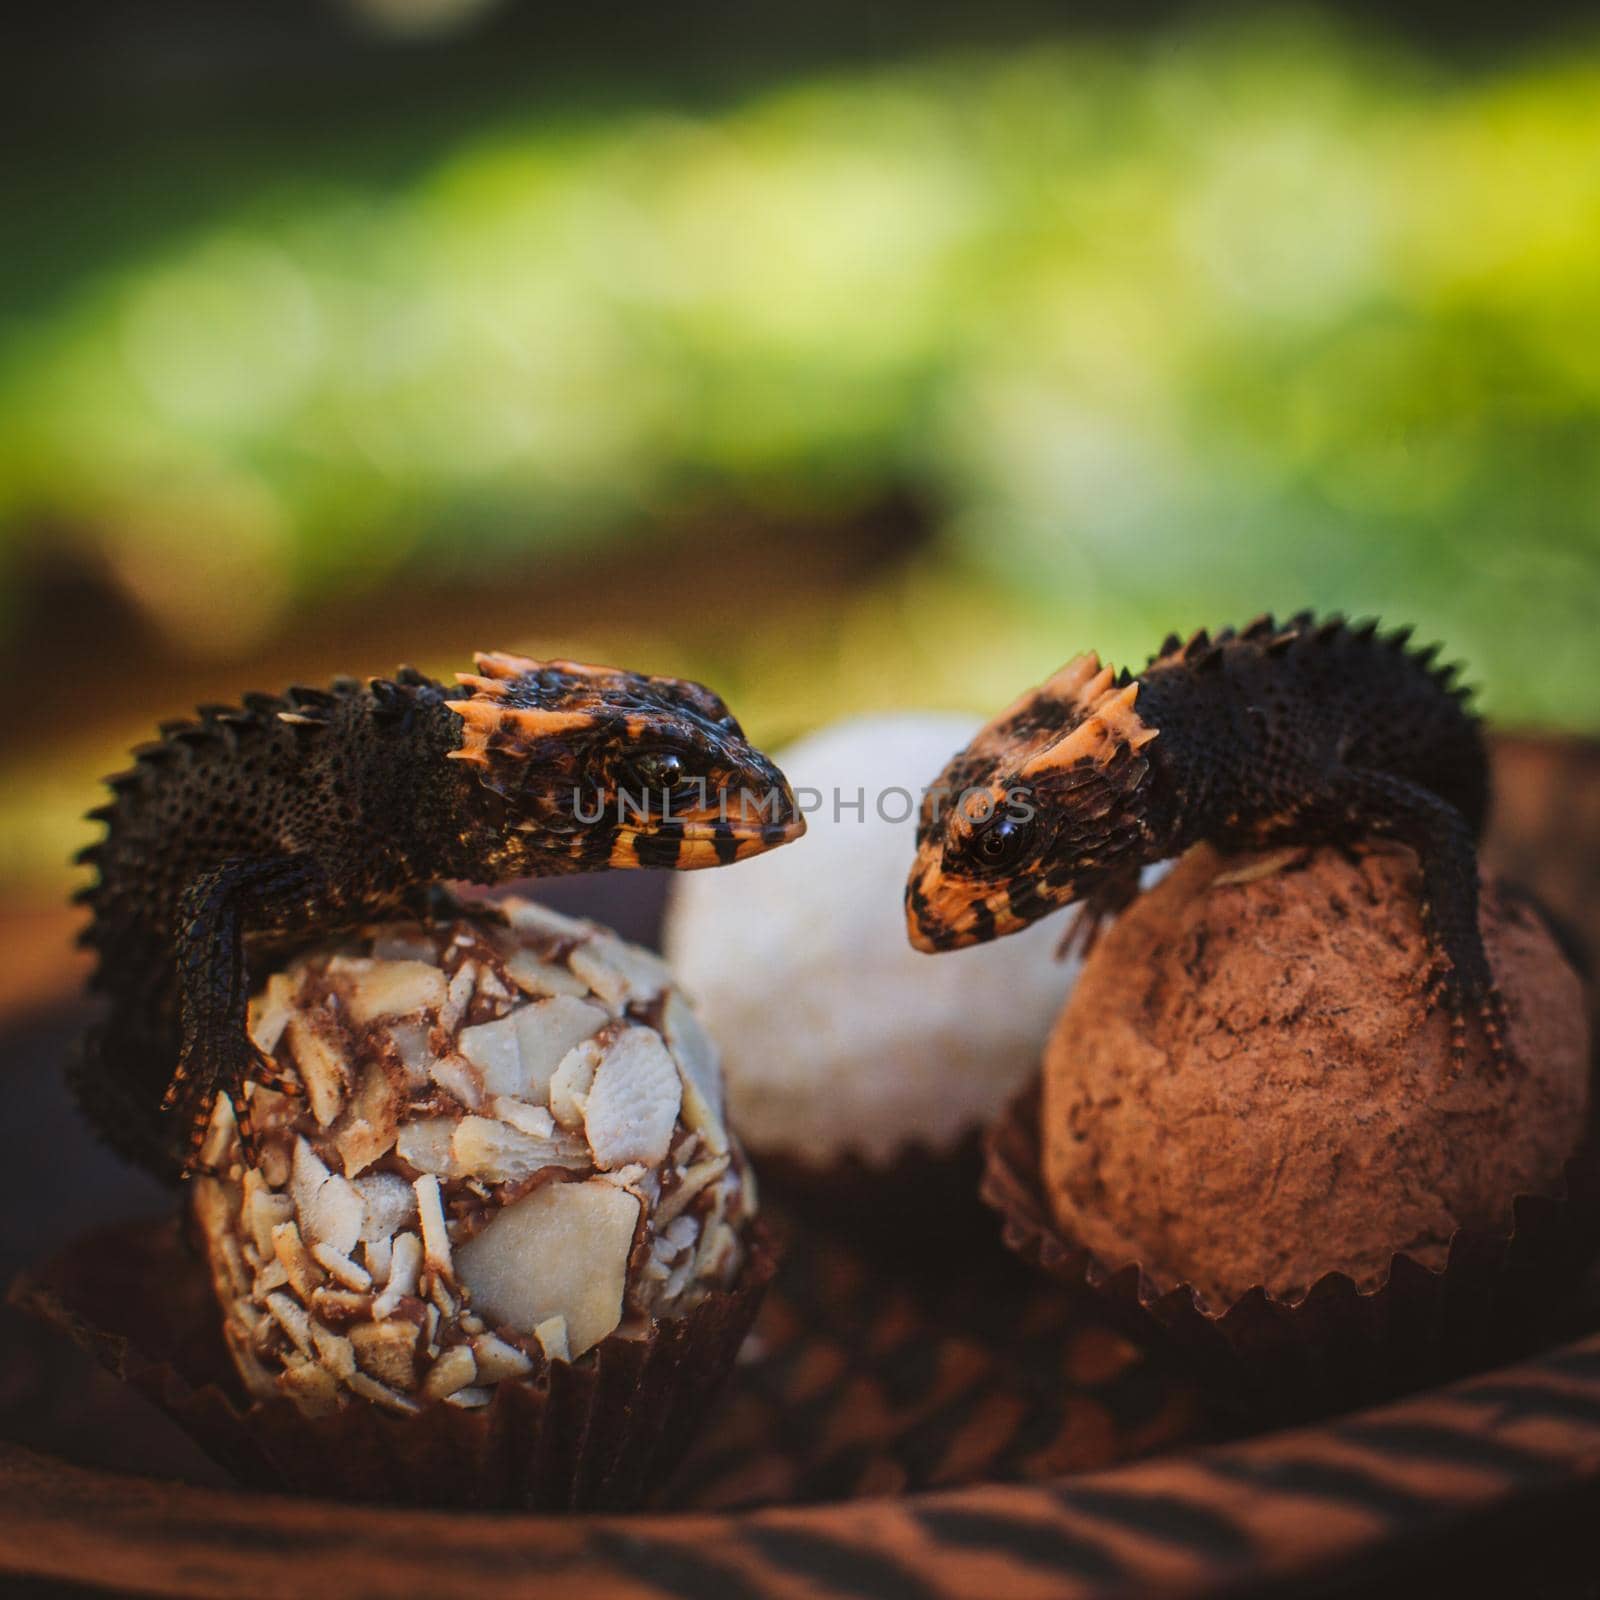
[
  {"left": 628, "top": 751, "right": 684, "bottom": 790},
  {"left": 974, "top": 813, "right": 1032, "bottom": 868}
]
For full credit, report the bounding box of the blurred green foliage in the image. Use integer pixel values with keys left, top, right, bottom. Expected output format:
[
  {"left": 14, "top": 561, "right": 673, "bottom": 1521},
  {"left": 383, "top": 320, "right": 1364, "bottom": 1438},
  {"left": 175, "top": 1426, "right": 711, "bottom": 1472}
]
[{"left": 2, "top": 13, "right": 1598, "bottom": 724}]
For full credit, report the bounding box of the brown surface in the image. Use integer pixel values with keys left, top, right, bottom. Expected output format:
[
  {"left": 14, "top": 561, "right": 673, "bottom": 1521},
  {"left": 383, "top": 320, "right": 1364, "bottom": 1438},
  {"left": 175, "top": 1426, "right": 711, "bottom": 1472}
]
[
  {"left": 1042, "top": 844, "right": 1590, "bottom": 1308},
  {"left": 1, "top": 1324, "right": 1600, "bottom": 1598}
]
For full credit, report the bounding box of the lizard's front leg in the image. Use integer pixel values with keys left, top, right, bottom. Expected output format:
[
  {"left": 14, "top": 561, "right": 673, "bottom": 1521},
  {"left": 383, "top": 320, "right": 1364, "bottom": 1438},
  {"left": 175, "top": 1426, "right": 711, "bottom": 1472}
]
[
  {"left": 165, "top": 855, "right": 326, "bottom": 1173},
  {"left": 1311, "top": 769, "right": 1507, "bottom": 1074}
]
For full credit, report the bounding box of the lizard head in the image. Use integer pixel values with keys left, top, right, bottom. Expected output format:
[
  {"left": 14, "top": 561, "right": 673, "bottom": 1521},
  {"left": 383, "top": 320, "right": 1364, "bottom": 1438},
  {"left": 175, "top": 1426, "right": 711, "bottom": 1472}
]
[
  {"left": 445, "top": 652, "right": 804, "bottom": 873},
  {"left": 905, "top": 653, "right": 1159, "bottom": 951}
]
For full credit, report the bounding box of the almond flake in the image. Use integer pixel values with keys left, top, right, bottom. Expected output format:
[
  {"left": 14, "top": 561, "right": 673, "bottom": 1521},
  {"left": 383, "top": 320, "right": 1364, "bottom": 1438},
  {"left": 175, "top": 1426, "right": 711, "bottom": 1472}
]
[
  {"left": 252, "top": 1259, "right": 290, "bottom": 1297},
  {"left": 503, "top": 947, "right": 589, "bottom": 998},
  {"left": 290, "top": 1139, "right": 365, "bottom": 1255},
  {"left": 662, "top": 1256, "right": 695, "bottom": 1302},
  {"left": 271, "top": 1221, "right": 325, "bottom": 1301},
  {"left": 492, "top": 1097, "right": 555, "bottom": 1138},
  {"left": 503, "top": 898, "right": 593, "bottom": 942},
  {"left": 414, "top": 1174, "right": 453, "bottom": 1278},
  {"left": 436, "top": 961, "right": 476, "bottom": 1036},
  {"left": 373, "top": 1231, "right": 422, "bottom": 1318},
  {"left": 695, "top": 1218, "right": 741, "bottom": 1283},
  {"left": 311, "top": 1240, "right": 373, "bottom": 1291},
  {"left": 277, "top": 1353, "right": 341, "bottom": 1417},
  {"left": 455, "top": 1180, "right": 638, "bottom": 1357},
  {"left": 248, "top": 972, "right": 297, "bottom": 1057},
  {"left": 450, "top": 1115, "right": 588, "bottom": 1182},
  {"left": 429, "top": 1052, "right": 486, "bottom": 1111},
  {"left": 533, "top": 1315, "right": 571, "bottom": 1363},
  {"left": 568, "top": 933, "right": 674, "bottom": 1011},
  {"left": 310, "top": 1287, "right": 371, "bottom": 1320},
  {"left": 477, "top": 968, "right": 512, "bottom": 1001},
  {"left": 584, "top": 1027, "right": 681, "bottom": 1169},
  {"left": 663, "top": 990, "right": 729, "bottom": 1155},
  {"left": 394, "top": 1117, "right": 457, "bottom": 1175},
  {"left": 364, "top": 1237, "right": 393, "bottom": 1285},
  {"left": 471, "top": 1332, "right": 533, "bottom": 1384},
  {"left": 350, "top": 1318, "right": 421, "bottom": 1389},
  {"left": 286, "top": 1011, "right": 352, "bottom": 1127},
  {"left": 457, "top": 1015, "right": 520, "bottom": 1088},
  {"left": 444, "top": 1385, "right": 493, "bottom": 1408},
  {"left": 430, "top": 1275, "right": 458, "bottom": 1320},
  {"left": 471, "top": 997, "right": 609, "bottom": 1101},
  {"left": 333, "top": 1061, "right": 404, "bottom": 1176},
  {"left": 265, "top": 1290, "right": 315, "bottom": 1358},
  {"left": 421, "top": 1344, "right": 477, "bottom": 1401},
  {"left": 385, "top": 1020, "right": 435, "bottom": 1086},
  {"left": 198, "top": 1094, "right": 236, "bottom": 1172},
  {"left": 260, "top": 1139, "right": 291, "bottom": 1189},
  {"left": 354, "top": 1171, "right": 417, "bottom": 1242},
  {"left": 193, "top": 1177, "right": 246, "bottom": 1294},
  {"left": 346, "top": 1369, "right": 421, "bottom": 1415},
  {"left": 338, "top": 958, "right": 448, "bottom": 1025},
  {"left": 548, "top": 1041, "right": 598, "bottom": 1129},
  {"left": 243, "top": 1169, "right": 294, "bottom": 1258},
  {"left": 311, "top": 1320, "right": 357, "bottom": 1381},
  {"left": 661, "top": 1213, "right": 699, "bottom": 1254},
  {"left": 655, "top": 1154, "right": 730, "bottom": 1226}
]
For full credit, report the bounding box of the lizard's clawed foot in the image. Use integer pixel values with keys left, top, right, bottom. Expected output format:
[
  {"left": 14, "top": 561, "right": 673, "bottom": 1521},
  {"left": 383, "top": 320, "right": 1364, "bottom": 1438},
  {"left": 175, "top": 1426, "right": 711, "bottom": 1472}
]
[
  {"left": 163, "top": 1037, "right": 284, "bottom": 1175},
  {"left": 1056, "top": 872, "right": 1142, "bottom": 963},
  {"left": 1056, "top": 903, "right": 1108, "bottom": 962},
  {"left": 1413, "top": 958, "right": 1511, "bottom": 1077},
  {"left": 250, "top": 1050, "right": 304, "bottom": 1099}
]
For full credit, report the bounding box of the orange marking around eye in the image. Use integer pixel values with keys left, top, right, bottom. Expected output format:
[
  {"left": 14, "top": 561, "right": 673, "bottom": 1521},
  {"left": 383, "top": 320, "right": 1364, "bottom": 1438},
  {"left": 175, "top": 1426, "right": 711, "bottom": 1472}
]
[{"left": 952, "top": 783, "right": 1009, "bottom": 837}]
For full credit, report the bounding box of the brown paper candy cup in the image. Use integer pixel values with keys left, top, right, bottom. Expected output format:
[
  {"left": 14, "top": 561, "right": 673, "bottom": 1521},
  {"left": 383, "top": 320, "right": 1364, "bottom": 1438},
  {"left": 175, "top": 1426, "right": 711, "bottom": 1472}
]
[
  {"left": 11, "top": 1212, "right": 778, "bottom": 1511},
  {"left": 983, "top": 1079, "right": 1600, "bottom": 1421}
]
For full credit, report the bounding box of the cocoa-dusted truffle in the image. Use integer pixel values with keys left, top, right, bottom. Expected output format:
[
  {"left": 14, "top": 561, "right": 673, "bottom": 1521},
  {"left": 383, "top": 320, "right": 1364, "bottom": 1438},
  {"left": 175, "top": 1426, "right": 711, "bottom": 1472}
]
[
  {"left": 193, "top": 898, "right": 756, "bottom": 1419},
  {"left": 1042, "top": 845, "right": 1590, "bottom": 1311}
]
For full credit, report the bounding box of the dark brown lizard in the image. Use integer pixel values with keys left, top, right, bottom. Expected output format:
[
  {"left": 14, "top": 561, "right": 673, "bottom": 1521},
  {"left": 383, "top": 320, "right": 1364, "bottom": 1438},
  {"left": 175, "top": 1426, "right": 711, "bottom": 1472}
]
[
  {"left": 74, "top": 651, "right": 803, "bottom": 1179},
  {"left": 905, "top": 613, "right": 1506, "bottom": 1068}
]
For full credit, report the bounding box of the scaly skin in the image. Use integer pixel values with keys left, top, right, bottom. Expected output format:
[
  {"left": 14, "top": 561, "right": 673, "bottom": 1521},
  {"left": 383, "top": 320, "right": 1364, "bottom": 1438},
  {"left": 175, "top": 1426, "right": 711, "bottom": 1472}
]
[
  {"left": 75, "top": 652, "right": 803, "bottom": 1179},
  {"left": 906, "top": 613, "right": 1505, "bottom": 1070}
]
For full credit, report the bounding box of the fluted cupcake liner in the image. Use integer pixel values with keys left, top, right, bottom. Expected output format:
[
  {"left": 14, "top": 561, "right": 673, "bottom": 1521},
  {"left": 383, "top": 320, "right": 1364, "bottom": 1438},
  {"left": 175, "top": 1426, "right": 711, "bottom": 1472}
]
[
  {"left": 11, "top": 1212, "right": 778, "bottom": 1511},
  {"left": 983, "top": 1079, "right": 1600, "bottom": 1422}
]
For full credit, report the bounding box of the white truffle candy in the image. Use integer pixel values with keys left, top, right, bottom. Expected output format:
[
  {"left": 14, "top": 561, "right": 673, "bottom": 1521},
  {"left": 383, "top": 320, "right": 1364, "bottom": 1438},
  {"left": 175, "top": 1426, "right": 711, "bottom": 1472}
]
[
  {"left": 193, "top": 898, "right": 756, "bottom": 1415},
  {"left": 664, "top": 714, "right": 1170, "bottom": 1169}
]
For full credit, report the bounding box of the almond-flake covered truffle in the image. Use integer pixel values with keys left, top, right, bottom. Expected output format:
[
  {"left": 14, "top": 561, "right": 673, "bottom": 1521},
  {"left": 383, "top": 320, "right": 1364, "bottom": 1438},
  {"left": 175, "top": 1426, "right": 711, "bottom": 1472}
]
[{"left": 193, "top": 898, "right": 755, "bottom": 1419}]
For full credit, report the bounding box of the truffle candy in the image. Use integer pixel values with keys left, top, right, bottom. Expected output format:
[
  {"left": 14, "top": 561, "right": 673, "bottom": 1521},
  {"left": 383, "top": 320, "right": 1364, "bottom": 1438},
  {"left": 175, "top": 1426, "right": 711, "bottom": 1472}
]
[
  {"left": 1040, "top": 844, "right": 1590, "bottom": 1310},
  {"left": 194, "top": 897, "right": 756, "bottom": 1420},
  {"left": 664, "top": 715, "right": 1098, "bottom": 1173}
]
